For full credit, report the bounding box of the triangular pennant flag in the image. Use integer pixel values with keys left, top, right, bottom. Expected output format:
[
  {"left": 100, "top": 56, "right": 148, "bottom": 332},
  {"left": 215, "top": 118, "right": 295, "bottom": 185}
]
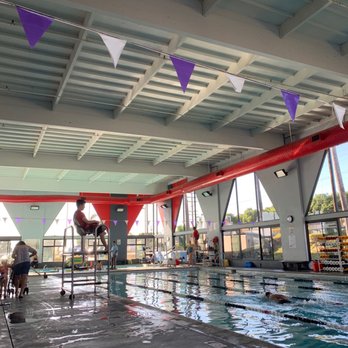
[
  {"left": 281, "top": 90, "right": 300, "bottom": 122},
  {"left": 226, "top": 74, "right": 245, "bottom": 93},
  {"left": 113, "top": 220, "right": 118, "bottom": 226},
  {"left": 55, "top": 218, "right": 59, "bottom": 224},
  {"left": 125, "top": 220, "right": 128, "bottom": 224},
  {"left": 102, "top": 220, "right": 106, "bottom": 224},
  {"left": 3, "top": 217, "right": 7, "bottom": 223},
  {"left": 135, "top": 220, "right": 139, "bottom": 226},
  {"left": 333, "top": 103, "right": 345, "bottom": 129},
  {"left": 170, "top": 55, "right": 195, "bottom": 93},
  {"left": 42, "top": 218, "right": 46, "bottom": 225},
  {"left": 16, "top": 7, "right": 53, "bottom": 48},
  {"left": 67, "top": 219, "right": 72, "bottom": 225},
  {"left": 157, "top": 220, "right": 160, "bottom": 225},
  {"left": 99, "top": 33, "right": 126, "bottom": 68},
  {"left": 207, "top": 220, "right": 211, "bottom": 226},
  {"left": 15, "top": 217, "right": 22, "bottom": 224}
]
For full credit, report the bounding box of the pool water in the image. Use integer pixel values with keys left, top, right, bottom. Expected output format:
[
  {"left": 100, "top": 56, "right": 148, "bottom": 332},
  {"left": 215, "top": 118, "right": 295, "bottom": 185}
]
[{"left": 109, "top": 269, "right": 348, "bottom": 347}]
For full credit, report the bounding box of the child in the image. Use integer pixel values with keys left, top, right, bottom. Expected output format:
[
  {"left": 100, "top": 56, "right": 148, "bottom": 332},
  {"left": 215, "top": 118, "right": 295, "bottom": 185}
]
[{"left": 0, "top": 259, "right": 9, "bottom": 299}]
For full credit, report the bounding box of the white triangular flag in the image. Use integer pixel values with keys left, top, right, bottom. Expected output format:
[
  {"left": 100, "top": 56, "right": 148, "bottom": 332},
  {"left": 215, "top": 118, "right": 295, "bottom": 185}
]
[
  {"left": 333, "top": 103, "right": 345, "bottom": 129},
  {"left": 226, "top": 74, "right": 245, "bottom": 93},
  {"left": 99, "top": 34, "right": 126, "bottom": 68}
]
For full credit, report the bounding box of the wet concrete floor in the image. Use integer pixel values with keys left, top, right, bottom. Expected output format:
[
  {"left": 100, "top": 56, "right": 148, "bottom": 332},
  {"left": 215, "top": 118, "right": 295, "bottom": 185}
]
[{"left": 0, "top": 276, "right": 276, "bottom": 347}]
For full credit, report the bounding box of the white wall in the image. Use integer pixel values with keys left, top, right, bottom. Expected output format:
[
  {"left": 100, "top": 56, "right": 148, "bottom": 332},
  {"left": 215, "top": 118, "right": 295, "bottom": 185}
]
[{"left": 256, "top": 153, "right": 323, "bottom": 261}]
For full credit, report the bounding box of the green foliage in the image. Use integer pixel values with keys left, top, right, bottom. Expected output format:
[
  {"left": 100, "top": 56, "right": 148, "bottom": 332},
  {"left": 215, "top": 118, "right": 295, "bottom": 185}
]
[
  {"left": 240, "top": 208, "right": 258, "bottom": 223},
  {"left": 308, "top": 193, "right": 335, "bottom": 215}
]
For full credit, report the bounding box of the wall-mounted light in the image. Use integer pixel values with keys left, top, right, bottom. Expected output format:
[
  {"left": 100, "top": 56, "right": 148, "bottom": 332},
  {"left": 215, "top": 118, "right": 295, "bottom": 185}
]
[
  {"left": 30, "top": 205, "right": 40, "bottom": 211},
  {"left": 274, "top": 169, "right": 288, "bottom": 178},
  {"left": 160, "top": 204, "right": 169, "bottom": 209},
  {"left": 202, "top": 191, "right": 213, "bottom": 197}
]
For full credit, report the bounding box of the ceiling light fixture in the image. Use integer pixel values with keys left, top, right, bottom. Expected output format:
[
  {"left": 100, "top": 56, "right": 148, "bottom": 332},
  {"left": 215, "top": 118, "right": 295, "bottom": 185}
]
[
  {"left": 202, "top": 191, "right": 213, "bottom": 197},
  {"left": 274, "top": 169, "right": 288, "bottom": 178}
]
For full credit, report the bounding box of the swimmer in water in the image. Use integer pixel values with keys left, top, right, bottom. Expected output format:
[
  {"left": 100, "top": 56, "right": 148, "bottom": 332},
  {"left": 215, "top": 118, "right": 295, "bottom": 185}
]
[{"left": 265, "top": 291, "right": 291, "bottom": 304}]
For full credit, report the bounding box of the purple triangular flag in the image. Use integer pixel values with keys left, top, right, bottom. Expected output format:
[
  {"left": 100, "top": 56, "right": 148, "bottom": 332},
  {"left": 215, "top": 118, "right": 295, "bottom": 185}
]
[
  {"left": 15, "top": 217, "right": 22, "bottom": 224},
  {"left": 42, "top": 218, "right": 46, "bottom": 225},
  {"left": 281, "top": 90, "right": 300, "bottom": 122},
  {"left": 16, "top": 7, "right": 53, "bottom": 48},
  {"left": 207, "top": 220, "right": 211, "bottom": 226},
  {"left": 157, "top": 220, "right": 160, "bottom": 226},
  {"left": 170, "top": 55, "right": 195, "bottom": 93},
  {"left": 113, "top": 220, "right": 118, "bottom": 226},
  {"left": 67, "top": 219, "right": 72, "bottom": 225},
  {"left": 135, "top": 220, "right": 139, "bottom": 226}
]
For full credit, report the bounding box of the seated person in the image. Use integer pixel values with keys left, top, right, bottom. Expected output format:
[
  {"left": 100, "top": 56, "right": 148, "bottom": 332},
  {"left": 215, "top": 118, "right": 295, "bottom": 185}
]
[
  {"left": 73, "top": 199, "right": 108, "bottom": 250},
  {"left": 265, "top": 291, "right": 291, "bottom": 304}
]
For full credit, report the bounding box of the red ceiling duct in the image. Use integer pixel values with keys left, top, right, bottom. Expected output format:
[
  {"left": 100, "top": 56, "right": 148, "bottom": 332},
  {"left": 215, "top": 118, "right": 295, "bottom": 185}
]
[{"left": 1, "top": 121, "right": 348, "bottom": 204}]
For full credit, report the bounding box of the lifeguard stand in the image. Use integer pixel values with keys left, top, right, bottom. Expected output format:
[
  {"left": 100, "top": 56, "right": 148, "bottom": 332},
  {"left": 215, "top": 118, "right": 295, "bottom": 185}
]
[{"left": 60, "top": 225, "right": 110, "bottom": 299}]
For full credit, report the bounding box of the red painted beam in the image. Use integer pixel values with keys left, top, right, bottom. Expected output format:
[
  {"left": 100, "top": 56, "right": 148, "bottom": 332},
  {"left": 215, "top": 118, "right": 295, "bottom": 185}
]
[{"left": 0, "top": 121, "right": 347, "bottom": 204}]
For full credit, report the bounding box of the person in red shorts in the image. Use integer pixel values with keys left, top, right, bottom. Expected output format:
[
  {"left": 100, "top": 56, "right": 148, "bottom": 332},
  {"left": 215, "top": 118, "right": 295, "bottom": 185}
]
[
  {"left": 192, "top": 226, "right": 199, "bottom": 246},
  {"left": 73, "top": 199, "right": 108, "bottom": 250}
]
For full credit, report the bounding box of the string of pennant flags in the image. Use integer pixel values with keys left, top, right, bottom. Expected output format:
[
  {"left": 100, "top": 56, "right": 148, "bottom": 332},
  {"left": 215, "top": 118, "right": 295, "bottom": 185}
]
[
  {"left": 0, "top": 1, "right": 346, "bottom": 128},
  {"left": 1, "top": 216, "right": 253, "bottom": 227}
]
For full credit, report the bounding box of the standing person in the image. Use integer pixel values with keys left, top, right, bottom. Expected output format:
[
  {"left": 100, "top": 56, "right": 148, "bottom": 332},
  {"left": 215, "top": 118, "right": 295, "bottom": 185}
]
[
  {"left": 0, "top": 259, "right": 9, "bottom": 299},
  {"left": 192, "top": 226, "right": 199, "bottom": 248},
  {"left": 110, "top": 241, "right": 118, "bottom": 269},
  {"left": 12, "top": 241, "right": 36, "bottom": 298},
  {"left": 73, "top": 199, "right": 108, "bottom": 251},
  {"left": 186, "top": 243, "right": 194, "bottom": 266}
]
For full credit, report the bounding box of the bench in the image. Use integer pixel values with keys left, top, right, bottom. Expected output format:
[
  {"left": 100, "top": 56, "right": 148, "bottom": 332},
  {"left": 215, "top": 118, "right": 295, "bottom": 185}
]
[{"left": 282, "top": 261, "right": 309, "bottom": 271}]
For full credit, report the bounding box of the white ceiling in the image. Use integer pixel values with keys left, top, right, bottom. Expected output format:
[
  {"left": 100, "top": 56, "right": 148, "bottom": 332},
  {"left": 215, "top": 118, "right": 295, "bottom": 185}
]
[{"left": 0, "top": 0, "right": 347, "bottom": 194}]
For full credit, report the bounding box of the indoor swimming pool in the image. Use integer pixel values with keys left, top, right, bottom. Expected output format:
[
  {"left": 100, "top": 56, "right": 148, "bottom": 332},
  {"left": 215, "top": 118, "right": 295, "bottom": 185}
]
[{"left": 109, "top": 269, "right": 348, "bottom": 347}]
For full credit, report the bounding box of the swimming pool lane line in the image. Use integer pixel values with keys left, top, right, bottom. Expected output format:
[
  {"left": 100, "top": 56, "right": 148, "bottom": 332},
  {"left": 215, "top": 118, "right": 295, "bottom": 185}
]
[
  {"left": 124, "top": 281, "right": 348, "bottom": 332},
  {"left": 144, "top": 275, "right": 345, "bottom": 306}
]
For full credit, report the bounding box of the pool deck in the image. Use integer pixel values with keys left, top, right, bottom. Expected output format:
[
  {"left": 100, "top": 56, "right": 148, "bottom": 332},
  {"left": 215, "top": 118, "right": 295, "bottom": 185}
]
[{"left": 0, "top": 276, "right": 277, "bottom": 348}]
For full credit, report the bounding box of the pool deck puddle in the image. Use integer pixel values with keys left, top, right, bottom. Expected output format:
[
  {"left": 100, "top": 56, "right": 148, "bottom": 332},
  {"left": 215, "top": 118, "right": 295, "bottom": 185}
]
[{"left": 0, "top": 276, "right": 276, "bottom": 348}]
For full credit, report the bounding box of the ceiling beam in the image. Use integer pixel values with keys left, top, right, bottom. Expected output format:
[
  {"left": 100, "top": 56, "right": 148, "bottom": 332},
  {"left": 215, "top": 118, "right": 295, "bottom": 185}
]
[
  {"left": 253, "top": 83, "right": 348, "bottom": 134},
  {"left": 201, "top": 0, "right": 222, "bottom": 16},
  {"left": 89, "top": 171, "right": 105, "bottom": 183},
  {"left": 22, "top": 168, "right": 30, "bottom": 180},
  {"left": 212, "top": 68, "right": 315, "bottom": 131},
  {"left": 145, "top": 174, "right": 168, "bottom": 186},
  {"left": 77, "top": 132, "right": 102, "bottom": 160},
  {"left": 0, "top": 95, "right": 283, "bottom": 150},
  {"left": 0, "top": 150, "right": 207, "bottom": 177},
  {"left": 57, "top": 169, "right": 70, "bottom": 182},
  {"left": 114, "top": 35, "right": 182, "bottom": 118},
  {"left": 153, "top": 142, "right": 192, "bottom": 165},
  {"left": 118, "top": 173, "right": 138, "bottom": 184},
  {"left": 33, "top": 126, "right": 48, "bottom": 158},
  {"left": 279, "top": 0, "right": 331, "bottom": 38},
  {"left": 166, "top": 53, "right": 255, "bottom": 124},
  {"left": 117, "top": 136, "right": 151, "bottom": 163},
  {"left": 52, "top": 12, "right": 94, "bottom": 109},
  {"left": 63, "top": 0, "right": 348, "bottom": 78},
  {"left": 185, "top": 145, "right": 230, "bottom": 167}
]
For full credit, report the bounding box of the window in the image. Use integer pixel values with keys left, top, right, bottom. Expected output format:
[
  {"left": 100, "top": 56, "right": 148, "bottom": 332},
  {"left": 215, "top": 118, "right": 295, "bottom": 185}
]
[
  {"left": 272, "top": 227, "right": 283, "bottom": 260},
  {"left": 223, "top": 232, "right": 232, "bottom": 252},
  {"left": 0, "top": 203, "right": 21, "bottom": 237},
  {"left": 45, "top": 202, "right": 100, "bottom": 236},
  {"left": 240, "top": 227, "right": 260, "bottom": 259},
  {"left": 307, "top": 220, "right": 338, "bottom": 260},
  {"left": 260, "top": 227, "right": 273, "bottom": 260},
  {"left": 308, "top": 153, "right": 335, "bottom": 215},
  {"left": 129, "top": 204, "right": 164, "bottom": 235},
  {"left": 176, "top": 192, "right": 206, "bottom": 232},
  {"left": 260, "top": 227, "right": 282, "bottom": 260},
  {"left": 224, "top": 175, "right": 278, "bottom": 226}
]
